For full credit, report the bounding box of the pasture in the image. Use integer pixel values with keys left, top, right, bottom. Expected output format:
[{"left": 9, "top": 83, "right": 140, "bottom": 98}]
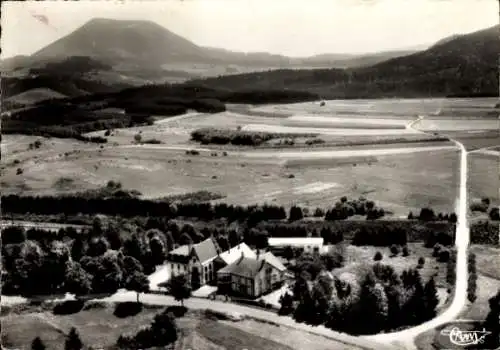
[
  {"left": 1, "top": 135, "right": 462, "bottom": 217},
  {"left": 0, "top": 304, "right": 363, "bottom": 350}
]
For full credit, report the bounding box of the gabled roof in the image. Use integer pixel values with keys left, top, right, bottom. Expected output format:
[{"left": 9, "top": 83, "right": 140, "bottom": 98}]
[
  {"left": 219, "top": 243, "right": 256, "bottom": 265},
  {"left": 260, "top": 252, "right": 286, "bottom": 272},
  {"left": 217, "top": 256, "right": 266, "bottom": 278},
  {"left": 167, "top": 238, "right": 218, "bottom": 264},
  {"left": 217, "top": 251, "right": 285, "bottom": 278},
  {"left": 192, "top": 238, "right": 218, "bottom": 264}
]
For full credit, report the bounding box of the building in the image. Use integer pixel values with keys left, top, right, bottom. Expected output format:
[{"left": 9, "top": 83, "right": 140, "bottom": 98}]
[
  {"left": 164, "top": 239, "right": 256, "bottom": 287},
  {"left": 267, "top": 237, "right": 324, "bottom": 254},
  {"left": 217, "top": 251, "right": 286, "bottom": 298},
  {"left": 166, "top": 238, "right": 219, "bottom": 286}
]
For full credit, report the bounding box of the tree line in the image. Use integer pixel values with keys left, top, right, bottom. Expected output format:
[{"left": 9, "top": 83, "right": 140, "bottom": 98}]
[{"left": 190, "top": 128, "right": 316, "bottom": 146}]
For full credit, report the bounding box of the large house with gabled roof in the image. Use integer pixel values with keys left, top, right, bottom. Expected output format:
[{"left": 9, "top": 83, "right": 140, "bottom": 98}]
[
  {"left": 216, "top": 250, "right": 286, "bottom": 298},
  {"left": 165, "top": 238, "right": 256, "bottom": 287}
]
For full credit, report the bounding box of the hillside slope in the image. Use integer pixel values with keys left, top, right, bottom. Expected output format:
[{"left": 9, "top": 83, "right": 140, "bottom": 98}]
[{"left": 195, "top": 25, "right": 499, "bottom": 99}]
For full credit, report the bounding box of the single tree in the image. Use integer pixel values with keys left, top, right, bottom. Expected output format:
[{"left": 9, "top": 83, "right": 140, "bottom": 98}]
[
  {"left": 289, "top": 206, "right": 304, "bottom": 222},
  {"left": 31, "top": 337, "right": 46, "bottom": 350},
  {"left": 402, "top": 246, "right": 410, "bottom": 257},
  {"left": 65, "top": 328, "right": 83, "bottom": 350},
  {"left": 423, "top": 277, "right": 439, "bottom": 320},
  {"left": 283, "top": 246, "right": 295, "bottom": 261},
  {"left": 168, "top": 274, "right": 191, "bottom": 306},
  {"left": 374, "top": 251, "right": 383, "bottom": 261},
  {"left": 124, "top": 271, "right": 150, "bottom": 303},
  {"left": 190, "top": 267, "right": 201, "bottom": 291},
  {"left": 278, "top": 291, "right": 294, "bottom": 315},
  {"left": 64, "top": 261, "right": 92, "bottom": 300}
]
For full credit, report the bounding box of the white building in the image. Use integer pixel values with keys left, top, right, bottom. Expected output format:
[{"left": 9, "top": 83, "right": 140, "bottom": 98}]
[{"left": 267, "top": 237, "right": 324, "bottom": 254}]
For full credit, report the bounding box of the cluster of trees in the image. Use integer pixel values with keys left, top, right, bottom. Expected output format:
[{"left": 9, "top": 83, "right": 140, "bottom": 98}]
[
  {"left": 190, "top": 127, "right": 316, "bottom": 147},
  {"left": 409, "top": 208, "right": 457, "bottom": 223},
  {"left": 1, "top": 221, "right": 155, "bottom": 300},
  {"left": 474, "top": 289, "right": 500, "bottom": 349},
  {"left": 325, "top": 196, "right": 385, "bottom": 221},
  {"left": 470, "top": 197, "right": 500, "bottom": 221},
  {"left": 2, "top": 194, "right": 288, "bottom": 223},
  {"left": 287, "top": 263, "right": 440, "bottom": 334},
  {"left": 116, "top": 309, "right": 178, "bottom": 349},
  {"left": 31, "top": 327, "right": 84, "bottom": 350},
  {"left": 118, "top": 97, "right": 226, "bottom": 116}
]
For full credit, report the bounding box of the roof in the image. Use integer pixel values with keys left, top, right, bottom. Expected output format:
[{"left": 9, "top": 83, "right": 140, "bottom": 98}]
[
  {"left": 168, "top": 238, "right": 218, "bottom": 264},
  {"left": 192, "top": 238, "right": 219, "bottom": 263},
  {"left": 260, "top": 252, "right": 286, "bottom": 272},
  {"left": 217, "top": 251, "right": 285, "bottom": 278},
  {"left": 268, "top": 237, "right": 324, "bottom": 246},
  {"left": 169, "top": 245, "right": 190, "bottom": 256},
  {"left": 219, "top": 243, "right": 256, "bottom": 265},
  {"left": 218, "top": 256, "right": 266, "bottom": 278}
]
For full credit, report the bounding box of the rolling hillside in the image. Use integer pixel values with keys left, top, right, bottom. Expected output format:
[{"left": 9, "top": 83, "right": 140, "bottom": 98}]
[{"left": 194, "top": 25, "right": 499, "bottom": 99}]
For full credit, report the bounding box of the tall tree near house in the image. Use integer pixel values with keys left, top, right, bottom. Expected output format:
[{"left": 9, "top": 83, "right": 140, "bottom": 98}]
[
  {"left": 190, "top": 266, "right": 201, "bottom": 291},
  {"left": 65, "top": 328, "right": 83, "bottom": 350},
  {"left": 168, "top": 274, "right": 191, "bottom": 306},
  {"left": 124, "top": 271, "right": 150, "bottom": 303},
  {"left": 228, "top": 229, "right": 241, "bottom": 247}
]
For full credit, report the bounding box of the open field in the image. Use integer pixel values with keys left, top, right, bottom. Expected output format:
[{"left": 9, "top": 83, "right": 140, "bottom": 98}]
[
  {"left": 337, "top": 243, "right": 449, "bottom": 288},
  {"left": 4, "top": 97, "right": 497, "bottom": 218},
  {"left": 468, "top": 153, "right": 500, "bottom": 206},
  {"left": 1, "top": 304, "right": 364, "bottom": 350},
  {"left": 1, "top": 137, "right": 461, "bottom": 217},
  {"left": 250, "top": 98, "right": 498, "bottom": 118}
]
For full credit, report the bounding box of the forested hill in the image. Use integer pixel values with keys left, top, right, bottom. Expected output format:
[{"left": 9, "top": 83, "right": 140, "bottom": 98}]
[{"left": 191, "top": 25, "right": 499, "bottom": 99}]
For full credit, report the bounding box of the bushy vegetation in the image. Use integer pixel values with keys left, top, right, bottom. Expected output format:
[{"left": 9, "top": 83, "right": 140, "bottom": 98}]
[
  {"left": 289, "top": 261, "right": 440, "bottom": 334},
  {"left": 116, "top": 309, "right": 178, "bottom": 349},
  {"left": 190, "top": 128, "right": 316, "bottom": 147}
]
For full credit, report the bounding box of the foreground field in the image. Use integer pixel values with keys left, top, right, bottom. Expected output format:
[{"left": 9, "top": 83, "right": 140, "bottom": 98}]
[{"left": 1, "top": 304, "right": 364, "bottom": 350}]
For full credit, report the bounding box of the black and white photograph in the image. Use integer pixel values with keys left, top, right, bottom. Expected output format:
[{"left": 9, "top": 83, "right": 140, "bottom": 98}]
[{"left": 1, "top": 0, "right": 499, "bottom": 349}]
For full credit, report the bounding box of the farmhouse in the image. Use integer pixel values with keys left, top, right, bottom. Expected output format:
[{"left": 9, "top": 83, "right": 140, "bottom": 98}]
[
  {"left": 217, "top": 251, "right": 286, "bottom": 298},
  {"left": 164, "top": 238, "right": 256, "bottom": 287},
  {"left": 268, "top": 237, "right": 324, "bottom": 254}
]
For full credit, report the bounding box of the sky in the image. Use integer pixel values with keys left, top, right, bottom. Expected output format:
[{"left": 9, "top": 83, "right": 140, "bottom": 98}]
[{"left": 1, "top": 0, "right": 498, "bottom": 59}]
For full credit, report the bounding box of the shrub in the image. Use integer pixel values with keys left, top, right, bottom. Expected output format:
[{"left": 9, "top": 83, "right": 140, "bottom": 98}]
[
  {"left": 402, "top": 246, "right": 410, "bottom": 256},
  {"left": 313, "top": 208, "right": 325, "bottom": 217},
  {"left": 432, "top": 243, "right": 443, "bottom": 257},
  {"left": 142, "top": 138, "right": 162, "bottom": 144},
  {"left": 470, "top": 201, "right": 488, "bottom": 213},
  {"left": 164, "top": 305, "right": 188, "bottom": 318},
  {"left": 185, "top": 150, "right": 200, "bottom": 156},
  {"left": 222, "top": 151, "right": 228, "bottom": 156},
  {"left": 134, "top": 133, "right": 142, "bottom": 143},
  {"left": 53, "top": 300, "right": 85, "bottom": 315},
  {"left": 104, "top": 129, "right": 111, "bottom": 136},
  {"left": 438, "top": 249, "right": 451, "bottom": 263},
  {"left": 489, "top": 207, "right": 500, "bottom": 221},
  {"left": 16, "top": 168, "right": 23, "bottom": 175},
  {"left": 114, "top": 302, "right": 143, "bottom": 318},
  {"left": 390, "top": 245, "right": 400, "bottom": 257},
  {"left": 418, "top": 257, "right": 425, "bottom": 266},
  {"left": 374, "top": 251, "right": 383, "bottom": 261}
]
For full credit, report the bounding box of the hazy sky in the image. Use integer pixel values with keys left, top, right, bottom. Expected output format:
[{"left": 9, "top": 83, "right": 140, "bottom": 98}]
[{"left": 1, "top": 0, "right": 498, "bottom": 58}]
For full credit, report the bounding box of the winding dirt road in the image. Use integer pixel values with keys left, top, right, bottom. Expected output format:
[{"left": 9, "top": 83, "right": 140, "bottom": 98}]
[{"left": 364, "top": 117, "right": 470, "bottom": 349}]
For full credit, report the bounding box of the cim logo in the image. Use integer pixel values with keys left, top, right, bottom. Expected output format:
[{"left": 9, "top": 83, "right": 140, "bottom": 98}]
[{"left": 438, "top": 321, "right": 492, "bottom": 348}]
